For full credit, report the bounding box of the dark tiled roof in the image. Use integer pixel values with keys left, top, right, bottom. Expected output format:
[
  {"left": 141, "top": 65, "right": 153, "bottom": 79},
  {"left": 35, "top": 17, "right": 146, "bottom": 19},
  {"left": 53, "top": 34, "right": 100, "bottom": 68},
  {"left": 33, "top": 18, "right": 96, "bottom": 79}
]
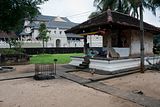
[
  {"left": 27, "top": 15, "right": 78, "bottom": 29},
  {"left": 0, "top": 31, "right": 17, "bottom": 38},
  {"left": 25, "top": 22, "right": 37, "bottom": 27},
  {"left": 19, "top": 31, "right": 30, "bottom": 36},
  {"left": 66, "top": 10, "right": 160, "bottom": 34}
]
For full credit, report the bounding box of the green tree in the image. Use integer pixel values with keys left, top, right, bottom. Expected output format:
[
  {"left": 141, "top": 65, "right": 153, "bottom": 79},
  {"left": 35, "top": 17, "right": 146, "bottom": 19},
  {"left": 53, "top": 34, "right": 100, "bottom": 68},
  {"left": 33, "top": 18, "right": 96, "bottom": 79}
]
[
  {"left": 91, "top": 0, "right": 133, "bottom": 17},
  {"left": 6, "top": 38, "right": 24, "bottom": 55},
  {"left": 38, "top": 23, "right": 49, "bottom": 53},
  {"left": 154, "top": 34, "right": 160, "bottom": 46},
  {"left": 7, "top": 39, "right": 16, "bottom": 49},
  {"left": 149, "top": 0, "right": 160, "bottom": 6},
  {"left": 90, "top": 0, "right": 158, "bottom": 18},
  {"left": 89, "top": 0, "right": 135, "bottom": 18},
  {"left": 7, "top": 38, "right": 23, "bottom": 48},
  {"left": 44, "top": 36, "right": 50, "bottom": 47},
  {"left": 0, "top": 0, "right": 48, "bottom": 32}
]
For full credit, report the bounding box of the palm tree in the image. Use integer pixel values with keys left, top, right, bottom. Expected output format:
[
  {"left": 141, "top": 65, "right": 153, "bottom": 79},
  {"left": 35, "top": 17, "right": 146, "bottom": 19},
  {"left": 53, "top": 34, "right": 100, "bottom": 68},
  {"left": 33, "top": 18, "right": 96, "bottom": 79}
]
[
  {"left": 90, "top": 0, "right": 158, "bottom": 18},
  {"left": 149, "top": 0, "right": 160, "bottom": 7},
  {"left": 94, "top": 0, "right": 130, "bottom": 13},
  {"left": 89, "top": 0, "right": 135, "bottom": 18}
]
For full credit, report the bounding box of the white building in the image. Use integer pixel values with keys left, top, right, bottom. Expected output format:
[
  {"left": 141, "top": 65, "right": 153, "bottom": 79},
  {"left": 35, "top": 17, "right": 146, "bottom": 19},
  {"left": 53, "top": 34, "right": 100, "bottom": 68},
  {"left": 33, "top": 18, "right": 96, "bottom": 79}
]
[
  {"left": 19, "top": 15, "right": 103, "bottom": 48},
  {"left": 0, "top": 15, "right": 102, "bottom": 48}
]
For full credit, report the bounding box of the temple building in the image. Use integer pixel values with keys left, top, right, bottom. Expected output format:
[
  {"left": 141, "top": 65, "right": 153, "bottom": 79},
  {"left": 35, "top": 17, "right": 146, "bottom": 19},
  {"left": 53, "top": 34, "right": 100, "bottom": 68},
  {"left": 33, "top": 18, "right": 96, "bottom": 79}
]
[{"left": 66, "top": 9, "right": 160, "bottom": 74}]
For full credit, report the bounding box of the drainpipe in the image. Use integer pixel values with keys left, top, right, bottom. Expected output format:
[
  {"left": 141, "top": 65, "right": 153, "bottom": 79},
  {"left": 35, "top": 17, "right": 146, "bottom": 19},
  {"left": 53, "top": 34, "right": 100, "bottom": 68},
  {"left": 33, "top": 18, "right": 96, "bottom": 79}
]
[{"left": 140, "top": 1, "right": 145, "bottom": 73}]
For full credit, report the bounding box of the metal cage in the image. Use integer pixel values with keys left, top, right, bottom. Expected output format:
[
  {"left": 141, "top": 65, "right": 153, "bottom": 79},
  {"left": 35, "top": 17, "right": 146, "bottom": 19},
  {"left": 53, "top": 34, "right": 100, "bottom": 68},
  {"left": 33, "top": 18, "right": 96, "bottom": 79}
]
[{"left": 34, "top": 64, "right": 56, "bottom": 80}]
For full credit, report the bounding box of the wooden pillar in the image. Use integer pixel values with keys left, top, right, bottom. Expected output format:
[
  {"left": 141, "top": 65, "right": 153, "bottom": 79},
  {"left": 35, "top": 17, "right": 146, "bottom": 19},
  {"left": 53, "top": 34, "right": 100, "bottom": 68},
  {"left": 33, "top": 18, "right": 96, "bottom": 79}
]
[
  {"left": 84, "top": 35, "right": 87, "bottom": 55},
  {"left": 105, "top": 30, "right": 119, "bottom": 58},
  {"left": 140, "top": 2, "right": 145, "bottom": 73},
  {"left": 107, "top": 34, "right": 112, "bottom": 58}
]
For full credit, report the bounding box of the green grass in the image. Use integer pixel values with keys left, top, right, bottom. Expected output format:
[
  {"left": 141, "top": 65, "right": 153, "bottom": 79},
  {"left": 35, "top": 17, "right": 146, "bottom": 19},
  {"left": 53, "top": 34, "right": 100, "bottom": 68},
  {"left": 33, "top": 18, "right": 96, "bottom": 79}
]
[{"left": 29, "top": 53, "right": 83, "bottom": 64}]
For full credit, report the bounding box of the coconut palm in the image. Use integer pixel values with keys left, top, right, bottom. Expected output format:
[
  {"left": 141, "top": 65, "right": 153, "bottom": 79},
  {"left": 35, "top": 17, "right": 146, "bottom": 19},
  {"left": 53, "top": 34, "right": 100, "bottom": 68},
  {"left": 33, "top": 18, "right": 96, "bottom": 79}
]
[
  {"left": 90, "top": 0, "right": 158, "bottom": 18},
  {"left": 94, "top": 0, "right": 130, "bottom": 13},
  {"left": 89, "top": 0, "right": 134, "bottom": 18},
  {"left": 149, "top": 0, "right": 160, "bottom": 7}
]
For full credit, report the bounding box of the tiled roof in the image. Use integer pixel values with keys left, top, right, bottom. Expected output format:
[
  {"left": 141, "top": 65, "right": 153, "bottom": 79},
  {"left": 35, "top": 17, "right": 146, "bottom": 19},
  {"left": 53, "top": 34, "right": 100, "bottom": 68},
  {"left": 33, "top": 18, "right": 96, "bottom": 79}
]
[
  {"left": 0, "top": 31, "right": 17, "bottom": 38},
  {"left": 66, "top": 10, "right": 160, "bottom": 34},
  {"left": 26, "top": 15, "right": 78, "bottom": 29},
  {"left": 19, "top": 31, "right": 30, "bottom": 36}
]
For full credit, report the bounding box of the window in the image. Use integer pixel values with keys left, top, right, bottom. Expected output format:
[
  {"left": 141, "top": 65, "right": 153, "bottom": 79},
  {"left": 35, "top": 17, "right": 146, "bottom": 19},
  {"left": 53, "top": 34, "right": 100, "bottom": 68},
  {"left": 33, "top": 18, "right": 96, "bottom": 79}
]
[
  {"left": 60, "top": 31, "right": 62, "bottom": 34},
  {"left": 54, "top": 31, "right": 56, "bottom": 34}
]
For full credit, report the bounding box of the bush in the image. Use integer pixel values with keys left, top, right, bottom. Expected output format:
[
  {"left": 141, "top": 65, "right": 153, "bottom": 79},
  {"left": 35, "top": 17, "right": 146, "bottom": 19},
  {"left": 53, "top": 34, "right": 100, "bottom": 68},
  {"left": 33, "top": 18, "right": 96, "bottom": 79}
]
[{"left": 0, "top": 48, "right": 24, "bottom": 55}]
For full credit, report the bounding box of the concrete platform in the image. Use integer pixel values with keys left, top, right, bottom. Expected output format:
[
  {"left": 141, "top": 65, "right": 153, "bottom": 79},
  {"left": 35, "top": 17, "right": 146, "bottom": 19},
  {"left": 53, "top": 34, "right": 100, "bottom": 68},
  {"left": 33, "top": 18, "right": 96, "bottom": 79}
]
[
  {"left": 69, "top": 56, "right": 160, "bottom": 74},
  {"left": 69, "top": 57, "right": 84, "bottom": 66}
]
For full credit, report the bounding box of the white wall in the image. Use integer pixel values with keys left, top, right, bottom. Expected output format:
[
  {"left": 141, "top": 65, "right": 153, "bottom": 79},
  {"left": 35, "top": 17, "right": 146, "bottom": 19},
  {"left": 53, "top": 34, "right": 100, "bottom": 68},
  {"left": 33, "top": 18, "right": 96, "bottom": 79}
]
[
  {"left": 24, "top": 20, "right": 30, "bottom": 26},
  {"left": 114, "top": 48, "right": 130, "bottom": 57},
  {"left": 0, "top": 41, "right": 10, "bottom": 48},
  {"left": 18, "top": 20, "right": 103, "bottom": 48},
  {"left": 32, "top": 29, "right": 39, "bottom": 39},
  {"left": 130, "top": 30, "right": 153, "bottom": 56},
  {"left": 49, "top": 28, "right": 68, "bottom": 47}
]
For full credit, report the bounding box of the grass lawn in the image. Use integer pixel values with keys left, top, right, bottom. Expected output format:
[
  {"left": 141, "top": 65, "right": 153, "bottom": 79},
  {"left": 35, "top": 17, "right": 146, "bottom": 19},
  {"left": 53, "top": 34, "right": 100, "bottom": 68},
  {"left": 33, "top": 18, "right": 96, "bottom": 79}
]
[{"left": 29, "top": 53, "right": 83, "bottom": 64}]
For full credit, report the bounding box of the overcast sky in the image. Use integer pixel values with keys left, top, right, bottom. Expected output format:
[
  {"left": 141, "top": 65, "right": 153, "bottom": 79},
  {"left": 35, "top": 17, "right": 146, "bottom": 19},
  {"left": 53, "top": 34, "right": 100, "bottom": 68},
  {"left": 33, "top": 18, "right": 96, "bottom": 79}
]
[{"left": 39, "top": 0, "right": 160, "bottom": 27}]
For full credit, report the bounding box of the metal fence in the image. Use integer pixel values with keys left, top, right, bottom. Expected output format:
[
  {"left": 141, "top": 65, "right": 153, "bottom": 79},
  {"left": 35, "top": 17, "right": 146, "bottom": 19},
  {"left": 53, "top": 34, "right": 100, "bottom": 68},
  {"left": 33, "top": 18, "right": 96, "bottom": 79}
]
[{"left": 146, "top": 56, "right": 160, "bottom": 70}]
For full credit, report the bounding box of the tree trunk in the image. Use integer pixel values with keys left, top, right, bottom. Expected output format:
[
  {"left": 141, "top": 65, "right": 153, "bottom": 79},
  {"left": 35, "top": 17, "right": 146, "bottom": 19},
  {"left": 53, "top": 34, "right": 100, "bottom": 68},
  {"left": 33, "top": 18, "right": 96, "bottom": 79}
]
[{"left": 42, "top": 39, "right": 45, "bottom": 54}]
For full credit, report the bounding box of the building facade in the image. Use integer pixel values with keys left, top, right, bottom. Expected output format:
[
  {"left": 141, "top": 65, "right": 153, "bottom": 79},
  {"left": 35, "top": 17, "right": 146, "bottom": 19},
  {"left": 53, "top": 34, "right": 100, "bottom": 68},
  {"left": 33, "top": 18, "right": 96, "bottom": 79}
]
[{"left": 19, "top": 15, "right": 102, "bottom": 48}]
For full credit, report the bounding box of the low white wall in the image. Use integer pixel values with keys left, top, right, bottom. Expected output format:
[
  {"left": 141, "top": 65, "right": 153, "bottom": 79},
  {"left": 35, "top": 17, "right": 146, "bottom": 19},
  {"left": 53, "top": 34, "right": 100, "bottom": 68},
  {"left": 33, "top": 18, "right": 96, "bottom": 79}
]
[
  {"left": 69, "top": 57, "right": 84, "bottom": 66},
  {"left": 114, "top": 47, "right": 130, "bottom": 57},
  {"left": 89, "top": 56, "right": 160, "bottom": 72},
  {"left": 89, "top": 58, "right": 140, "bottom": 72},
  {"left": 0, "top": 41, "right": 10, "bottom": 48},
  {"left": 69, "top": 56, "right": 160, "bottom": 74}
]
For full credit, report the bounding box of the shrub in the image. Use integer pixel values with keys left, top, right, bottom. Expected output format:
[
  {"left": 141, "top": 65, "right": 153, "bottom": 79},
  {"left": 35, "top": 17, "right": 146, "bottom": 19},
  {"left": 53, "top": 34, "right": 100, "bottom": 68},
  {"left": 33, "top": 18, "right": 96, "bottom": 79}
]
[{"left": 0, "top": 48, "right": 24, "bottom": 55}]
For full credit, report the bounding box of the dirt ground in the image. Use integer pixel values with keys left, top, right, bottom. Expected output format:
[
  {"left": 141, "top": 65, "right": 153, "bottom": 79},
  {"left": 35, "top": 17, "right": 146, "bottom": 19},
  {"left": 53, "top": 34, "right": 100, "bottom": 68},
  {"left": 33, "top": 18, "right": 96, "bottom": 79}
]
[
  {"left": 102, "top": 71, "right": 160, "bottom": 100},
  {"left": 0, "top": 78, "right": 143, "bottom": 107},
  {"left": 69, "top": 70, "right": 160, "bottom": 100},
  {"left": 0, "top": 64, "right": 67, "bottom": 78},
  {"left": 1, "top": 64, "right": 160, "bottom": 107},
  {"left": 0, "top": 64, "right": 35, "bottom": 77},
  {"left": 0, "top": 64, "right": 144, "bottom": 107}
]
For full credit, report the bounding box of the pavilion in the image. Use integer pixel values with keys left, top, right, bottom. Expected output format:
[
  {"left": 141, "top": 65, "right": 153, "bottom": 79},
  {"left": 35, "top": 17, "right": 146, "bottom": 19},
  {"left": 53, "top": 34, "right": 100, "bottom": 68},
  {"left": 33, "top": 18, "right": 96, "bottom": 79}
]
[{"left": 65, "top": 9, "right": 160, "bottom": 74}]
